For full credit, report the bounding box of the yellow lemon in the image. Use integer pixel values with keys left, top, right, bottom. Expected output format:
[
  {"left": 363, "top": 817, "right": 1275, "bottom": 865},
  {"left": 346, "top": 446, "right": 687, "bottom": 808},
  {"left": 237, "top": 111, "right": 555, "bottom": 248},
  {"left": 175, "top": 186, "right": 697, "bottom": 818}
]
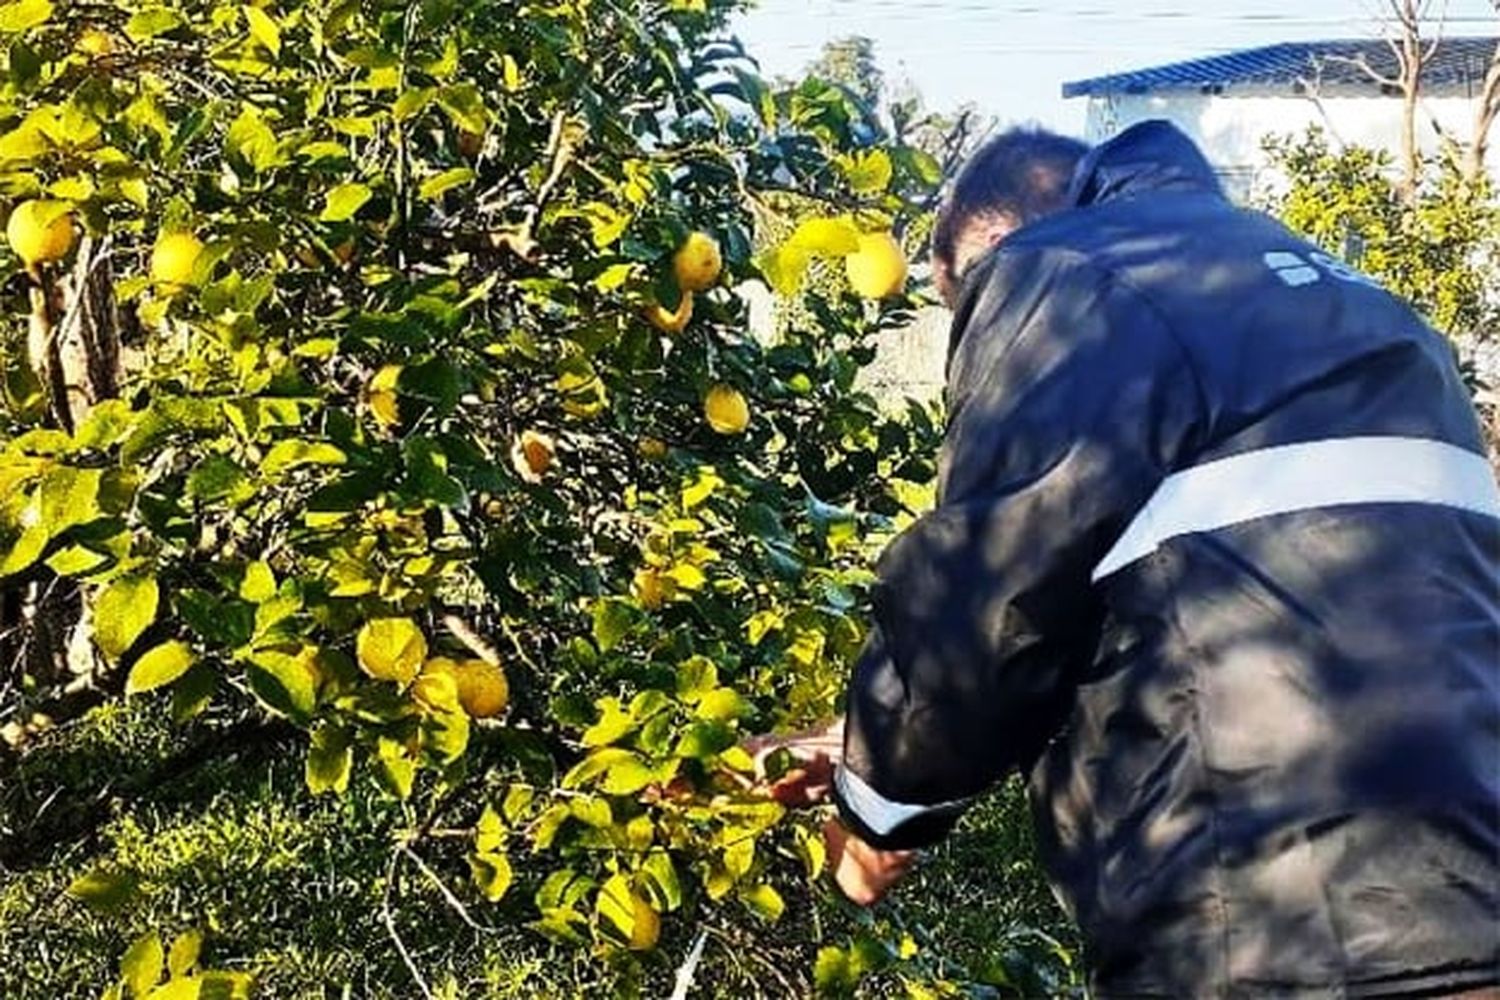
[
  {"left": 355, "top": 617, "right": 427, "bottom": 686},
  {"left": 451, "top": 659, "right": 509, "bottom": 719},
  {"left": 628, "top": 894, "right": 660, "bottom": 951},
  {"left": 75, "top": 29, "right": 114, "bottom": 57},
  {"left": 673, "top": 231, "right": 721, "bottom": 292},
  {"left": 367, "top": 364, "right": 402, "bottom": 428},
  {"left": 703, "top": 384, "right": 750, "bottom": 435},
  {"left": 411, "top": 664, "right": 462, "bottom": 712},
  {"left": 643, "top": 292, "right": 693, "bottom": 335},
  {"left": 510, "top": 429, "right": 555, "bottom": 483},
  {"left": 151, "top": 232, "right": 204, "bottom": 288},
  {"left": 844, "top": 231, "right": 908, "bottom": 299},
  {"left": 7, "top": 200, "right": 75, "bottom": 267}
]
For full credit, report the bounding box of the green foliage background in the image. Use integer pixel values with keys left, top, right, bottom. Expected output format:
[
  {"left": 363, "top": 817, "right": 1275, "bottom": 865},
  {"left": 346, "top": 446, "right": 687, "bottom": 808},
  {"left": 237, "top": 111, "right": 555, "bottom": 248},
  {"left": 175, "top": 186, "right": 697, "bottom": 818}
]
[{"left": 0, "top": 0, "right": 1076, "bottom": 996}]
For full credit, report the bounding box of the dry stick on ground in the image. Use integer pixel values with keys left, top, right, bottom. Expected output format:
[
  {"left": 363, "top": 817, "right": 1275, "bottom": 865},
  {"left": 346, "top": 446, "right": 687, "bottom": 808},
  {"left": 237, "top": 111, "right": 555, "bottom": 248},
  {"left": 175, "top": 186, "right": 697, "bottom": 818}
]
[
  {"left": 400, "top": 843, "right": 495, "bottom": 935},
  {"left": 381, "top": 846, "right": 436, "bottom": 1000}
]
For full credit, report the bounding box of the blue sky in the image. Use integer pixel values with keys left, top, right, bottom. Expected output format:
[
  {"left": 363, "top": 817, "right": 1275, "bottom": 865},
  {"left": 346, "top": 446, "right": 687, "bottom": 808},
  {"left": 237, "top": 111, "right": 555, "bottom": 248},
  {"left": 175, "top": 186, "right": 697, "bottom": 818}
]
[{"left": 730, "top": 1, "right": 1499, "bottom": 132}]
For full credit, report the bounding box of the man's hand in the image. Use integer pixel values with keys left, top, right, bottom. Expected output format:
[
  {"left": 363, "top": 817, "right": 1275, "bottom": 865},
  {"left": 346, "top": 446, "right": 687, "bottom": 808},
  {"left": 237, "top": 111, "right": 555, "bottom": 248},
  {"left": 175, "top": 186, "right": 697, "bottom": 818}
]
[
  {"left": 743, "top": 717, "right": 844, "bottom": 808},
  {"left": 823, "top": 817, "right": 917, "bottom": 906}
]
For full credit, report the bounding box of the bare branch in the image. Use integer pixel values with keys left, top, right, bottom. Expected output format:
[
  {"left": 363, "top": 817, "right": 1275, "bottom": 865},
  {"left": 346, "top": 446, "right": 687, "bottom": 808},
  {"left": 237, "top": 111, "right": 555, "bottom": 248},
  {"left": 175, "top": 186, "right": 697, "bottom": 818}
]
[
  {"left": 381, "top": 848, "right": 435, "bottom": 1000},
  {"left": 1322, "top": 53, "right": 1403, "bottom": 88},
  {"left": 1467, "top": 38, "right": 1500, "bottom": 181},
  {"left": 401, "top": 845, "right": 494, "bottom": 934}
]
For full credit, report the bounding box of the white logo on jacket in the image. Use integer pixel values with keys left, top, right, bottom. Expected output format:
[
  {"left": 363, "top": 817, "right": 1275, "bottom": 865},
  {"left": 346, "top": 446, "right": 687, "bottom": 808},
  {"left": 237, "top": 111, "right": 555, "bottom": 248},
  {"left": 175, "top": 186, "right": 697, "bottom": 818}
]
[{"left": 1264, "top": 250, "right": 1382, "bottom": 289}]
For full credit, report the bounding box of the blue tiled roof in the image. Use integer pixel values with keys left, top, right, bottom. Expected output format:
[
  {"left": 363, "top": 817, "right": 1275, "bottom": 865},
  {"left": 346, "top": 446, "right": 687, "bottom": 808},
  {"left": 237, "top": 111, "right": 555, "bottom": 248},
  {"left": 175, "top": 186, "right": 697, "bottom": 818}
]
[{"left": 1063, "top": 36, "right": 1498, "bottom": 98}]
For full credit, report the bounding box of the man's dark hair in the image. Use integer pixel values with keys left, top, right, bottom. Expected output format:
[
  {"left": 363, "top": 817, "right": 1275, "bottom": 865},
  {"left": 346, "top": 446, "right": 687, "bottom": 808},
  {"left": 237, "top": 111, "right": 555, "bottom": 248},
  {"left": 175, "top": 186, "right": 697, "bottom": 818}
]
[{"left": 931, "top": 127, "right": 1090, "bottom": 270}]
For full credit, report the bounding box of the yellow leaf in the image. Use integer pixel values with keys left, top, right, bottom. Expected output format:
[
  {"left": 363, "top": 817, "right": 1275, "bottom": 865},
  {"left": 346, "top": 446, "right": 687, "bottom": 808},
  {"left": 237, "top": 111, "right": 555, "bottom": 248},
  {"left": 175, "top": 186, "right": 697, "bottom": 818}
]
[
  {"left": 94, "top": 576, "right": 159, "bottom": 661},
  {"left": 0, "top": 0, "right": 51, "bottom": 33},
  {"left": 242, "top": 5, "right": 280, "bottom": 57},
  {"left": 121, "top": 932, "right": 163, "bottom": 998},
  {"left": 788, "top": 216, "right": 860, "bottom": 257},
  {"left": 125, "top": 641, "right": 196, "bottom": 694},
  {"left": 166, "top": 929, "right": 202, "bottom": 978}
]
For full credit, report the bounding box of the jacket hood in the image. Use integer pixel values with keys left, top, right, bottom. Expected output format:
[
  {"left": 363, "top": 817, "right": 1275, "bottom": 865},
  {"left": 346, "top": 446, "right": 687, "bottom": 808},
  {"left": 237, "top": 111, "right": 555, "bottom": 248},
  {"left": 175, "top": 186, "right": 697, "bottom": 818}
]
[{"left": 1066, "top": 120, "right": 1223, "bottom": 207}]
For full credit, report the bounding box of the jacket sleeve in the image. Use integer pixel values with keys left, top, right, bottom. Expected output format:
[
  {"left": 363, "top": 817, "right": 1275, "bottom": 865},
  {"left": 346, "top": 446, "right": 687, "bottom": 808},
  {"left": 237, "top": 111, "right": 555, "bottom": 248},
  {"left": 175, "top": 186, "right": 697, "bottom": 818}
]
[{"left": 833, "top": 246, "right": 1206, "bottom": 851}]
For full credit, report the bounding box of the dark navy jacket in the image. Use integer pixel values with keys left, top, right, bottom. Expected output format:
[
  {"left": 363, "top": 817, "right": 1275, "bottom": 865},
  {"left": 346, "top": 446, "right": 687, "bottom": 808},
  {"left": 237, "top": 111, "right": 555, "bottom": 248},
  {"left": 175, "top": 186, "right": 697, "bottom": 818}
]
[{"left": 833, "top": 121, "right": 1500, "bottom": 997}]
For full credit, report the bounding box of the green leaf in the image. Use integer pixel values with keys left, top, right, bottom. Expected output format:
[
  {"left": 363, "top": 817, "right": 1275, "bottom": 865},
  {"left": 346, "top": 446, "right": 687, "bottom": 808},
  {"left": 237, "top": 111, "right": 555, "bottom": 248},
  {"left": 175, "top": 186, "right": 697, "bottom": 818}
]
[
  {"left": 66, "top": 867, "right": 138, "bottom": 913},
  {"left": 739, "top": 882, "right": 785, "bottom": 922},
  {"left": 305, "top": 723, "right": 352, "bottom": 795},
  {"left": 126, "top": 640, "right": 196, "bottom": 694},
  {"left": 72, "top": 400, "right": 137, "bottom": 451},
  {"left": 594, "top": 873, "right": 641, "bottom": 945},
  {"left": 695, "top": 687, "right": 748, "bottom": 722},
  {"left": 675, "top": 655, "right": 717, "bottom": 696},
  {"left": 319, "top": 182, "right": 371, "bottom": 222},
  {"left": 121, "top": 931, "right": 164, "bottom": 998},
  {"left": 562, "top": 746, "right": 629, "bottom": 789},
  {"left": 261, "top": 439, "right": 346, "bottom": 477},
  {"left": 195, "top": 972, "right": 253, "bottom": 1000},
  {"left": 591, "top": 598, "right": 637, "bottom": 652},
  {"left": 186, "top": 455, "right": 246, "bottom": 502},
  {"left": 224, "top": 107, "right": 279, "bottom": 173},
  {"left": 125, "top": 8, "right": 181, "bottom": 40},
  {"left": 469, "top": 850, "right": 513, "bottom": 902},
  {"left": 435, "top": 84, "right": 488, "bottom": 134},
  {"left": 0, "top": 0, "right": 50, "bottom": 33},
  {"left": 421, "top": 704, "right": 469, "bottom": 764},
  {"left": 166, "top": 929, "right": 202, "bottom": 979},
  {"left": 0, "top": 524, "right": 49, "bottom": 577},
  {"left": 170, "top": 662, "right": 217, "bottom": 723},
  {"left": 242, "top": 5, "right": 279, "bottom": 57},
  {"left": 814, "top": 946, "right": 856, "bottom": 992},
  {"left": 418, "top": 167, "right": 475, "bottom": 201},
  {"left": 245, "top": 649, "right": 318, "bottom": 720},
  {"left": 45, "top": 543, "right": 108, "bottom": 577},
  {"left": 581, "top": 697, "right": 636, "bottom": 747},
  {"left": 641, "top": 851, "right": 682, "bottom": 912},
  {"left": 758, "top": 241, "right": 811, "bottom": 297},
  {"left": 600, "top": 754, "right": 656, "bottom": 795},
  {"left": 39, "top": 464, "right": 103, "bottom": 534},
  {"left": 795, "top": 824, "right": 827, "bottom": 880},
  {"left": 94, "top": 576, "right": 159, "bottom": 661},
  {"left": 392, "top": 87, "right": 434, "bottom": 121},
  {"left": 843, "top": 149, "right": 892, "bottom": 195},
  {"left": 475, "top": 802, "right": 505, "bottom": 852},
  {"left": 673, "top": 721, "right": 733, "bottom": 759},
  {"left": 723, "top": 833, "right": 755, "bottom": 879},
  {"left": 239, "top": 560, "right": 276, "bottom": 603},
  {"left": 374, "top": 742, "right": 416, "bottom": 799}
]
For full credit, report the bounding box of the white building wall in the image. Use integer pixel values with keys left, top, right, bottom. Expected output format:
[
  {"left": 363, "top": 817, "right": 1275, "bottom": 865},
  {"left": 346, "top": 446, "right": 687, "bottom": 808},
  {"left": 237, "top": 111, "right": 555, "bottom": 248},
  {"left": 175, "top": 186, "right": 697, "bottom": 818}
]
[{"left": 1083, "top": 91, "right": 1490, "bottom": 198}]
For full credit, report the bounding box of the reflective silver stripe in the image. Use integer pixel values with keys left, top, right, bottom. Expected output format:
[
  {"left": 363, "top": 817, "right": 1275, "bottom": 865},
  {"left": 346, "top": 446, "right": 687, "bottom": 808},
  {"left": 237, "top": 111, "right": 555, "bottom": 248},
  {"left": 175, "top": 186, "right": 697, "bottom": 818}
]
[
  {"left": 1093, "top": 436, "right": 1500, "bottom": 582},
  {"left": 834, "top": 766, "right": 971, "bottom": 837}
]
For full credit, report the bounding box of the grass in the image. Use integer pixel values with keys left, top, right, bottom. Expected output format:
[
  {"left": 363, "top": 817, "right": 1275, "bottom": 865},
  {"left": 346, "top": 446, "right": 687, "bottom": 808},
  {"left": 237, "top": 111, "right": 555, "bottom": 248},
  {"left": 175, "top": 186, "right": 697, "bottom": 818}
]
[{"left": 0, "top": 700, "right": 1078, "bottom": 998}]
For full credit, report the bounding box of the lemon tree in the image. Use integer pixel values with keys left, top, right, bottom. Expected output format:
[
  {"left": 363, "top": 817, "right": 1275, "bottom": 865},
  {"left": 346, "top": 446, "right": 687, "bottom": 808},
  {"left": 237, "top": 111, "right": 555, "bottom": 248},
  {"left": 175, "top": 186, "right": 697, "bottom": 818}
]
[{"left": 0, "top": 0, "right": 1013, "bottom": 995}]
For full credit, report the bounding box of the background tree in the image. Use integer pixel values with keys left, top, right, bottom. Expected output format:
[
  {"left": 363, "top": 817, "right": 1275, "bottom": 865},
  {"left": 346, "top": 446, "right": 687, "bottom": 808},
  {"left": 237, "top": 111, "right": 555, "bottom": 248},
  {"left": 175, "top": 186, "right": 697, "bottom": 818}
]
[{"left": 1262, "top": 127, "right": 1500, "bottom": 459}]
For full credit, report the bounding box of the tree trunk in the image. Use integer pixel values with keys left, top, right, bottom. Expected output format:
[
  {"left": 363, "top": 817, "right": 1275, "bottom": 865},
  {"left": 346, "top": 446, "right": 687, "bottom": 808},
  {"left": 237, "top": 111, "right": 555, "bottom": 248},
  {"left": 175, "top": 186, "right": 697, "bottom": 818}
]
[
  {"left": 2, "top": 237, "right": 123, "bottom": 705},
  {"left": 1467, "top": 40, "right": 1500, "bottom": 185}
]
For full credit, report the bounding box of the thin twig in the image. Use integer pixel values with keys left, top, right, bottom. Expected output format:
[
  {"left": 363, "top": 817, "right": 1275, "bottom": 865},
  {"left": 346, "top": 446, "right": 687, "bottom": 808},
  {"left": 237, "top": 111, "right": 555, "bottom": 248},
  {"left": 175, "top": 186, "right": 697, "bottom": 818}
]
[
  {"left": 380, "top": 847, "right": 435, "bottom": 1000},
  {"left": 400, "top": 843, "right": 493, "bottom": 934}
]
